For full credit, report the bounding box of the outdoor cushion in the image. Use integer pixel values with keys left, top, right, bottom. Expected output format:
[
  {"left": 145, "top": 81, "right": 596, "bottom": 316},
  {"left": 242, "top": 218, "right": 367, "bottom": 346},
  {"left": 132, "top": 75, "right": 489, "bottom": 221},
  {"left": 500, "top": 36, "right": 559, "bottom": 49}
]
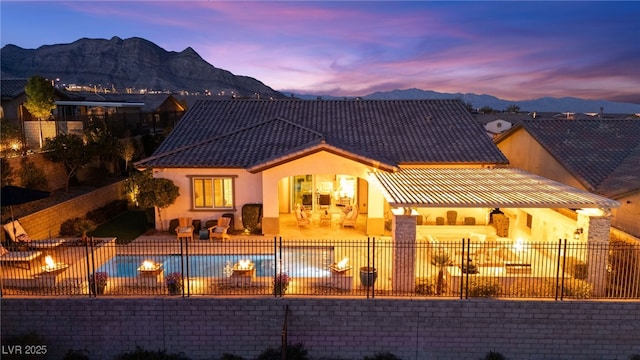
[
  {"left": 0, "top": 245, "right": 8, "bottom": 256},
  {"left": 3, "top": 220, "right": 31, "bottom": 242}
]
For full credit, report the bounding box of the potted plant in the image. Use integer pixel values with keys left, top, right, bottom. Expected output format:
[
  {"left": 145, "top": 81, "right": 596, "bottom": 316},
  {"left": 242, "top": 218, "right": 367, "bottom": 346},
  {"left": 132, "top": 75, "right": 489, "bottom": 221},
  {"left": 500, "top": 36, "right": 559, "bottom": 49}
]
[
  {"left": 89, "top": 271, "right": 108, "bottom": 295},
  {"left": 431, "top": 251, "right": 453, "bottom": 295},
  {"left": 165, "top": 272, "right": 183, "bottom": 295},
  {"left": 359, "top": 266, "right": 377, "bottom": 287},
  {"left": 273, "top": 272, "right": 290, "bottom": 296}
]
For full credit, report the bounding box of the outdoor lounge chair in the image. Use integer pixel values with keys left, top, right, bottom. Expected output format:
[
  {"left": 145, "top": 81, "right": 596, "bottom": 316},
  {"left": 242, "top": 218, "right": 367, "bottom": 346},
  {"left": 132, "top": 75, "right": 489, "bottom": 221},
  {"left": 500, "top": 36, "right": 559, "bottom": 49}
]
[
  {"left": 208, "top": 217, "right": 231, "bottom": 240},
  {"left": 2, "top": 220, "right": 65, "bottom": 250},
  {"left": 341, "top": 205, "right": 359, "bottom": 228},
  {"left": 0, "top": 245, "right": 42, "bottom": 270}
]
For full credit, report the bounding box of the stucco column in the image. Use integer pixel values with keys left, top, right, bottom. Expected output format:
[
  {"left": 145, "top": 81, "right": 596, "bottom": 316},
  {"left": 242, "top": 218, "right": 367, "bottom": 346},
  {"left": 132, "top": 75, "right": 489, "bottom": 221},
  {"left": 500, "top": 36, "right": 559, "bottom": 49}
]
[
  {"left": 392, "top": 208, "right": 417, "bottom": 293},
  {"left": 366, "top": 188, "right": 385, "bottom": 235},
  {"left": 577, "top": 210, "right": 611, "bottom": 297},
  {"left": 261, "top": 174, "right": 279, "bottom": 235}
]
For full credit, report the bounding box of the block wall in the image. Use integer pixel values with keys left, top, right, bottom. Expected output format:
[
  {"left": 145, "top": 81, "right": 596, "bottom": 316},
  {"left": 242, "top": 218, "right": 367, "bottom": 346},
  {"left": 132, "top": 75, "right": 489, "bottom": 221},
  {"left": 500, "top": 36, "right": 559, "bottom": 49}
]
[
  {"left": 16, "top": 181, "right": 125, "bottom": 239},
  {"left": 2, "top": 298, "right": 639, "bottom": 360}
]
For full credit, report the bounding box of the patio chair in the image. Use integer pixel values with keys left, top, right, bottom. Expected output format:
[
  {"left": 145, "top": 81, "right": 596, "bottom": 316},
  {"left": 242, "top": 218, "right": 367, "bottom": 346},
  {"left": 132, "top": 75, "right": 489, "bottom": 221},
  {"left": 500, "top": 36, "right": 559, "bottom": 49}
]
[
  {"left": 2, "top": 220, "right": 65, "bottom": 250},
  {"left": 341, "top": 205, "right": 359, "bottom": 228},
  {"left": 208, "top": 217, "right": 231, "bottom": 241},
  {"left": 295, "top": 204, "right": 310, "bottom": 227},
  {"left": 0, "top": 245, "right": 42, "bottom": 270},
  {"left": 175, "top": 217, "right": 194, "bottom": 241}
]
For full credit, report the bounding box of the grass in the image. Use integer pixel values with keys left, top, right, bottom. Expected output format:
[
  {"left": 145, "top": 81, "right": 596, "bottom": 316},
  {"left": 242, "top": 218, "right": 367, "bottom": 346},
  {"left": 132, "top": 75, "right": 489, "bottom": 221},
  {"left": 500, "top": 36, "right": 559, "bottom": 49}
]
[{"left": 91, "top": 210, "right": 152, "bottom": 244}]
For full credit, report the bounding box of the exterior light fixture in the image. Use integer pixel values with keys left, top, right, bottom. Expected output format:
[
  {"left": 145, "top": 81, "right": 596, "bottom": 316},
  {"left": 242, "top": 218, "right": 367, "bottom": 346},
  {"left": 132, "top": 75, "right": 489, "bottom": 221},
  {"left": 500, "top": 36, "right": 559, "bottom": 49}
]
[{"left": 573, "top": 228, "right": 583, "bottom": 241}]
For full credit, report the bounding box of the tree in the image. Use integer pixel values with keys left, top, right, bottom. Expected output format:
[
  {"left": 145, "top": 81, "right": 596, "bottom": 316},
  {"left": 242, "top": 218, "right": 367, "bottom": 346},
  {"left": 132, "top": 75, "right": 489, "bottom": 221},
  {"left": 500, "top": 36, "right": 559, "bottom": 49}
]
[
  {"left": 119, "top": 138, "right": 137, "bottom": 174},
  {"left": 128, "top": 169, "right": 179, "bottom": 231},
  {"left": 505, "top": 104, "right": 520, "bottom": 113},
  {"left": 24, "top": 76, "right": 56, "bottom": 148},
  {"left": 431, "top": 251, "right": 453, "bottom": 295},
  {"left": 42, "top": 133, "right": 93, "bottom": 192}
]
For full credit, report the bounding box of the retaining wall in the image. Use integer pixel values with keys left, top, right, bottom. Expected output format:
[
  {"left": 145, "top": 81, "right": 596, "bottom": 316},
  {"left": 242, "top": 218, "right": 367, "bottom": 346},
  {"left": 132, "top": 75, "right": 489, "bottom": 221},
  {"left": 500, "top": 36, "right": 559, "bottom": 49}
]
[
  {"left": 1, "top": 298, "right": 639, "bottom": 360},
  {"left": 16, "top": 181, "right": 125, "bottom": 240}
]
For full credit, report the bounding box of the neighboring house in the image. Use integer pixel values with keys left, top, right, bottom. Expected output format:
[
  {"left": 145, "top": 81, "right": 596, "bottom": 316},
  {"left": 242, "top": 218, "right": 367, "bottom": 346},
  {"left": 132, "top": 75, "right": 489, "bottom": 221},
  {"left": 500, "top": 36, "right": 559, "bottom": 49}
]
[
  {"left": 475, "top": 113, "right": 530, "bottom": 137},
  {"left": 494, "top": 119, "right": 640, "bottom": 238},
  {"left": 1, "top": 79, "right": 186, "bottom": 149}
]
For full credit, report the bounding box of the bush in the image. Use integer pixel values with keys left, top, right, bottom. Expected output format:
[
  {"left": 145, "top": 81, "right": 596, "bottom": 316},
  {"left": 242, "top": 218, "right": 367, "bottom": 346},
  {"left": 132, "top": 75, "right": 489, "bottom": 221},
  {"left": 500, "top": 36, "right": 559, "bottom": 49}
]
[
  {"left": 562, "top": 278, "right": 592, "bottom": 299},
  {"left": 415, "top": 276, "right": 438, "bottom": 295},
  {"left": 468, "top": 278, "right": 502, "bottom": 297},
  {"left": 256, "top": 343, "right": 308, "bottom": 360},
  {"left": 86, "top": 199, "right": 128, "bottom": 225},
  {"left": 481, "top": 351, "right": 506, "bottom": 360},
  {"left": 60, "top": 218, "right": 82, "bottom": 236},
  {"left": 363, "top": 352, "right": 402, "bottom": 360},
  {"left": 219, "top": 354, "right": 244, "bottom": 360},
  {"left": 116, "top": 346, "right": 190, "bottom": 360},
  {"left": 63, "top": 349, "right": 90, "bottom": 360},
  {"left": 508, "top": 279, "right": 557, "bottom": 298},
  {"left": 564, "top": 257, "right": 588, "bottom": 280},
  {"left": 19, "top": 159, "right": 48, "bottom": 190}
]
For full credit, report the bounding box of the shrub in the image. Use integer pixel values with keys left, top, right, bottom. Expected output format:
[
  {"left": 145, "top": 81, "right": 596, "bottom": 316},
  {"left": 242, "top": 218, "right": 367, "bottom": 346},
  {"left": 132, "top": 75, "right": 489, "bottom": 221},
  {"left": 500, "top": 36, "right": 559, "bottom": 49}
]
[
  {"left": 256, "top": 343, "right": 308, "bottom": 360},
  {"left": 468, "top": 278, "right": 502, "bottom": 297},
  {"left": 363, "top": 352, "right": 402, "bottom": 360},
  {"left": 86, "top": 199, "right": 128, "bottom": 225},
  {"left": 60, "top": 218, "right": 82, "bottom": 236},
  {"left": 481, "top": 351, "right": 506, "bottom": 360},
  {"left": 19, "top": 159, "right": 48, "bottom": 190},
  {"left": 564, "top": 257, "right": 588, "bottom": 280},
  {"left": 219, "top": 354, "right": 245, "bottom": 360},
  {"left": 63, "top": 349, "right": 90, "bottom": 360},
  {"left": 562, "top": 278, "right": 592, "bottom": 299},
  {"left": 508, "top": 279, "right": 556, "bottom": 298},
  {"left": 116, "top": 346, "right": 190, "bottom": 360},
  {"left": 415, "top": 276, "right": 438, "bottom": 295}
]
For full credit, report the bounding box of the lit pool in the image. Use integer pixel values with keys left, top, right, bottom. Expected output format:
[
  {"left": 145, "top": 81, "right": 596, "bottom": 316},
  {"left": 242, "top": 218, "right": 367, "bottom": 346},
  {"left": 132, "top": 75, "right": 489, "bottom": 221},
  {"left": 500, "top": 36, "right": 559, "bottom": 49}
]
[{"left": 97, "top": 247, "right": 334, "bottom": 278}]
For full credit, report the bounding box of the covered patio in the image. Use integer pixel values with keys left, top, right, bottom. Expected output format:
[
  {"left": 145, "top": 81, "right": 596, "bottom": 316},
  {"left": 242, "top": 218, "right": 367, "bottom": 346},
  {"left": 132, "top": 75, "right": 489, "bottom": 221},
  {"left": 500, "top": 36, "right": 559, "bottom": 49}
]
[{"left": 370, "top": 167, "right": 621, "bottom": 295}]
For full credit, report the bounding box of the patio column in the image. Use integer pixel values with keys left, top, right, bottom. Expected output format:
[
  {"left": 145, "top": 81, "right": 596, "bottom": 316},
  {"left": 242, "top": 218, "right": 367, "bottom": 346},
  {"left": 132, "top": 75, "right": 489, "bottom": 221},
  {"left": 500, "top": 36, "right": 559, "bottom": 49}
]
[
  {"left": 577, "top": 209, "right": 611, "bottom": 297},
  {"left": 391, "top": 208, "right": 417, "bottom": 293}
]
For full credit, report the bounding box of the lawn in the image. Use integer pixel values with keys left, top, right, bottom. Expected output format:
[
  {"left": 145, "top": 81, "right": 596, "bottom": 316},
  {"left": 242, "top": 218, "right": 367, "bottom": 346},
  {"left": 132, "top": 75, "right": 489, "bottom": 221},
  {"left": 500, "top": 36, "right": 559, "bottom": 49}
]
[{"left": 91, "top": 210, "right": 152, "bottom": 244}]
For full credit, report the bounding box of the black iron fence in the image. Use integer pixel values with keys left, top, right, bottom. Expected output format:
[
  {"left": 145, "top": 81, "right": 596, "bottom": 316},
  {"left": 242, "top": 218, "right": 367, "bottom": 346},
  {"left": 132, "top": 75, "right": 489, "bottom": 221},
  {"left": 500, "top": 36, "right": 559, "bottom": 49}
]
[{"left": 1, "top": 237, "right": 639, "bottom": 299}]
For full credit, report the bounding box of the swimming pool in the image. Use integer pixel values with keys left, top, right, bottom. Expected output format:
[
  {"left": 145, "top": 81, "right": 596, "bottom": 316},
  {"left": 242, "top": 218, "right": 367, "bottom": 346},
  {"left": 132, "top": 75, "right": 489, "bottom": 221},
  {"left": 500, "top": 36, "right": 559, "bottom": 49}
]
[{"left": 97, "top": 247, "right": 334, "bottom": 278}]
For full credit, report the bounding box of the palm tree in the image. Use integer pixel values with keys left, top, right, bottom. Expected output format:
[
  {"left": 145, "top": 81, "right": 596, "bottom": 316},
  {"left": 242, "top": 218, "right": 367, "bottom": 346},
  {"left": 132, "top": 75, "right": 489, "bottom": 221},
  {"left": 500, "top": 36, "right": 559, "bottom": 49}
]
[{"left": 431, "top": 251, "right": 453, "bottom": 295}]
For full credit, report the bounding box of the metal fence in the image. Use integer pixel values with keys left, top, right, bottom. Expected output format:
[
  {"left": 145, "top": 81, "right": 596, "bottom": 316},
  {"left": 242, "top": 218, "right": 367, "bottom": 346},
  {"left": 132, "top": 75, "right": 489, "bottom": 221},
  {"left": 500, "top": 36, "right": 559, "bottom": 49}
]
[{"left": 1, "top": 237, "right": 639, "bottom": 299}]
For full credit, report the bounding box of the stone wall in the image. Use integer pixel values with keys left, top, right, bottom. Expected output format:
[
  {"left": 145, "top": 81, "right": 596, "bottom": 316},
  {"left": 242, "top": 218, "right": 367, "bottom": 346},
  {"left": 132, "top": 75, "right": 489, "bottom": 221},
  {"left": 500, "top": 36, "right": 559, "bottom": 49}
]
[
  {"left": 15, "top": 181, "right": 125, "bottom": 239},
  {"left": 1, "top": 298, "right": 639, "bottom": 360}
]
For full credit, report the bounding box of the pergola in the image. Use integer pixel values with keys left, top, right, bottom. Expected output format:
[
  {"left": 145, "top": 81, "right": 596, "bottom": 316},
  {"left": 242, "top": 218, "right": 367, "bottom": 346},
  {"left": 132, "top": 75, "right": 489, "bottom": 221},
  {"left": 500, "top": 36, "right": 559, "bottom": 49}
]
[
  {"left": 369, "top": 167, "right": 620, "bottom": 294},
  {"left": 370, "top": 167, "right": 619, "bottom": 210}
]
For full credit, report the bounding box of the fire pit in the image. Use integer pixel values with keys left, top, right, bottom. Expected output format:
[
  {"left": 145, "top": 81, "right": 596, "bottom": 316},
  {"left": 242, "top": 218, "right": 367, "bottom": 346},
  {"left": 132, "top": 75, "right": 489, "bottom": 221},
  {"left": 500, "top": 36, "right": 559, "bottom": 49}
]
[
  {"left": 40, "top": 255, "right": 68, "bottom": 273},
  {"left": 329, "top": 257, "right": 352, "bottom": 273}
]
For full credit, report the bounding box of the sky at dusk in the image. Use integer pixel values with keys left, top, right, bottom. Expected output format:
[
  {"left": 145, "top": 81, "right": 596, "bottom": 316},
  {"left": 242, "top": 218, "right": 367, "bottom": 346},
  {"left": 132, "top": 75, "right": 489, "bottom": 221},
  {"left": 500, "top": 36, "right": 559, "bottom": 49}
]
[{"left": 1, "top": 1, "right": 639, "bottom": 103}]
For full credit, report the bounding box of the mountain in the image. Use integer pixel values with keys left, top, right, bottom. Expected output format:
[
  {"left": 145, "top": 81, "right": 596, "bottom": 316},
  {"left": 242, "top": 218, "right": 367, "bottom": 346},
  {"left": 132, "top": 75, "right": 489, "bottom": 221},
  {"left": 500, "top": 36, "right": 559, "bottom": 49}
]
[
  {"left": 1, "top": 36, "right": 286, "bottom": 99},
  {"left": 285, "top": 88, "right": 640, "bottom": 114}
]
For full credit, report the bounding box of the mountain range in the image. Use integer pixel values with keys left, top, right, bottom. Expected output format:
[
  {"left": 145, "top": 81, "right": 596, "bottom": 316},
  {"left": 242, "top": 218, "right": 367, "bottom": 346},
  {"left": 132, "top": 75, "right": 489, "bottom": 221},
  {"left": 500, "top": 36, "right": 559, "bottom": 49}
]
[{"left": 2, "top": 37, "right": 638, "bottom": 114}]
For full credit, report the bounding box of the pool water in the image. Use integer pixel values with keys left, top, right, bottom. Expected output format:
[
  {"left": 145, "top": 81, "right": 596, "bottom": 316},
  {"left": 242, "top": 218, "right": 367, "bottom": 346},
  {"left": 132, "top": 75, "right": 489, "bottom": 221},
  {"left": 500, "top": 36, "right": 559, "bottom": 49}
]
[{"left": 97, "top": 248, "right": 334, "bottom": 278}]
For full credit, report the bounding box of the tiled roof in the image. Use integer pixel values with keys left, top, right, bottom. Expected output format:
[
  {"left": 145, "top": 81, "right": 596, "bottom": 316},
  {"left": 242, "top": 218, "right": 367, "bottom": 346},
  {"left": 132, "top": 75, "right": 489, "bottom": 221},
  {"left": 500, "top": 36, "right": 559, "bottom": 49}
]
[
  {"left": 372, "top": 168, "right": 620, "bottom": 209},
  {"left": 498, "top": 119, "right": 640, "bottom": 198},
  {"left": 1, "top": 79, "right": 28, "bottom": 98},
  {"left": 137, "top": 99, "right": 508, "bottom": 169}
]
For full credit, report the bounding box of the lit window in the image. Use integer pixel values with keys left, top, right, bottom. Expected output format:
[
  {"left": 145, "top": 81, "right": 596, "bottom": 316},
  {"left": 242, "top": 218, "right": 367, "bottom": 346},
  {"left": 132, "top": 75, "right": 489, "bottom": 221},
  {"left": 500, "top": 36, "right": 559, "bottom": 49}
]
[{"left": 192, "top": 177, "right": 234, "bottom": 209}]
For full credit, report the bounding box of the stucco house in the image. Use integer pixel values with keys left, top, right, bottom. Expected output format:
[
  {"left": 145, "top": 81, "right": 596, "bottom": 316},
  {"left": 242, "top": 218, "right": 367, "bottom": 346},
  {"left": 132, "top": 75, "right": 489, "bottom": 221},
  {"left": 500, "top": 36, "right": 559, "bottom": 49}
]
[
  {"left": 134, "top": 99, "right": 624, "bottom": 294},
  {"left": 494, "top": 119, "right": 640, "bottom": 239}
]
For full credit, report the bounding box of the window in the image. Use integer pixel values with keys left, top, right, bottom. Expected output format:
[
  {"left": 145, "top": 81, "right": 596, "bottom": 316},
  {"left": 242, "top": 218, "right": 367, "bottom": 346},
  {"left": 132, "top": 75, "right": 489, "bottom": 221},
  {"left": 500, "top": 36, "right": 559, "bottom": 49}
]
[
  {"left": 192, "top": 177, "right": 234, "bottom": 209},
  {"left": 526, "top": 213, "right": 533, "bottom": 229}
]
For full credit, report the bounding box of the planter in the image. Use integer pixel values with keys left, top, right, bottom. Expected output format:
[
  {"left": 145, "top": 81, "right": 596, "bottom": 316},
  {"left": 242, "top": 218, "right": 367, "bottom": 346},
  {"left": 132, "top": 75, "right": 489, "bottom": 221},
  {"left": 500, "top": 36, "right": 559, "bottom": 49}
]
[
  {"left": 90, "top": 284, "right": 106, "bottom": 295},
  {"left": 359, "top": 267, "right": 377, "bottom": 287},
  {"left": 273, "top": 283, "right": 288, "bottom": 296},
  {"left": 167, "top": 285, "right": 182, "bottom": 295}
]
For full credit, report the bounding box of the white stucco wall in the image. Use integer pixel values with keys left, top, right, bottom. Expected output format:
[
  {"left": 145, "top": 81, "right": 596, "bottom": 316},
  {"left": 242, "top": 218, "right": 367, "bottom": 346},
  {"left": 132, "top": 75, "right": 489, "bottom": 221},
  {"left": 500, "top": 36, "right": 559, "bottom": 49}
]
[{"left": 152, "top": 168, "right": 262, "bottom": 231}]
